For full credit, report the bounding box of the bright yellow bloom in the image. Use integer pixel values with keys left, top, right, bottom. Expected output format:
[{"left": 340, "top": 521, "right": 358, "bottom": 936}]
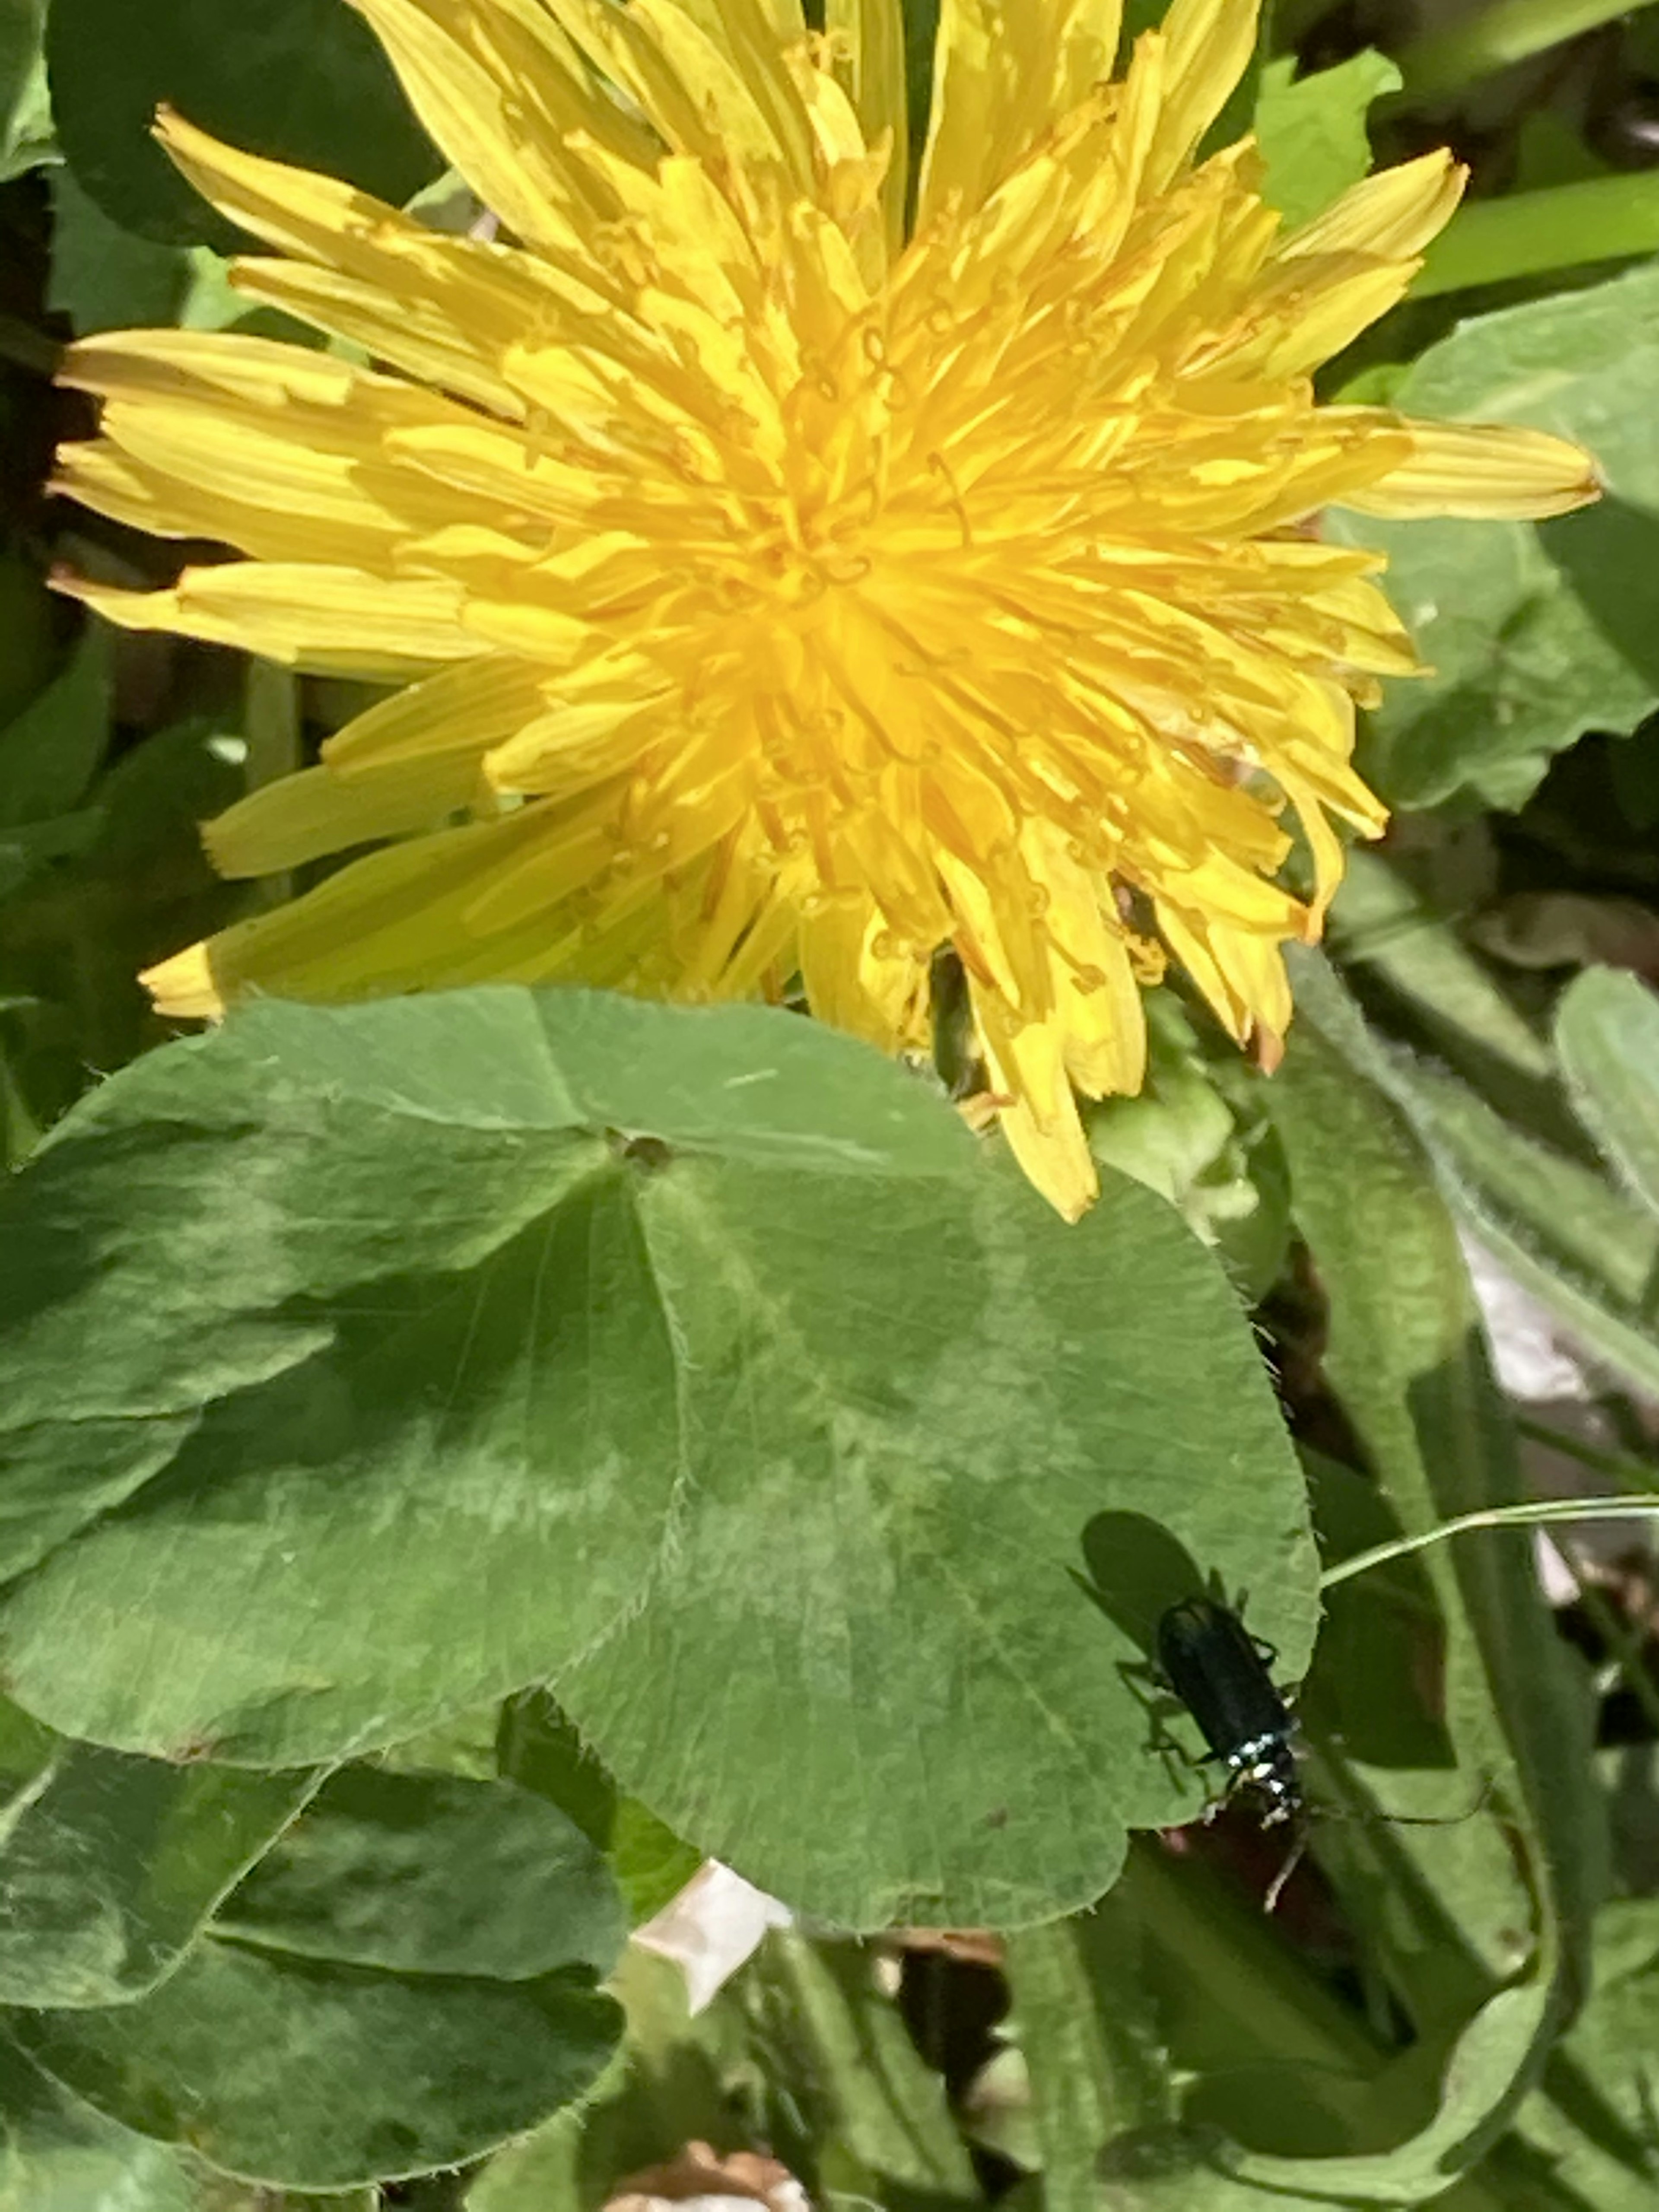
[{"left": 56, "top": 0, "right": 1593, "bottom": 1216}]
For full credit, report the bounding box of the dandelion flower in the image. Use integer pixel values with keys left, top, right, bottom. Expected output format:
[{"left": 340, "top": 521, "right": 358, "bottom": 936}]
[{"left": 56, "top": 0, "right": 1595, "bottom": 1216}]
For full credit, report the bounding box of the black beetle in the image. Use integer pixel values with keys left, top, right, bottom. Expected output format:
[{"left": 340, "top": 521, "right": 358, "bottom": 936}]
[{"left": 1156, "top": 1594, "right": 1301, "bottom": 1828}]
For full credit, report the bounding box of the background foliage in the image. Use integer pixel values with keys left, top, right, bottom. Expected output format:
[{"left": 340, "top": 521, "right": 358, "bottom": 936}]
[{"left": 7, "top": 0, "right": 1659, "bottom": 2206}]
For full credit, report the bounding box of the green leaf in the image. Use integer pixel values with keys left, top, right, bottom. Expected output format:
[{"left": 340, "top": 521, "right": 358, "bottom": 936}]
[
  {"left": 0, "top": 624, "right": 110, "bottom": 833},
  {"left": 46, "top": 0, "right": 438, "bottom": 248},
  {"left": 1444, "top": 1199, "right": 1659, "bottom": 1407},
  {"left": 464, "top": 2105, "right": 589, "bottom": 2212},
  {"left": 1069, "top": 1840, "right": 1422, "bottom": 2202},
  {"left": 464, "top": 1949, "right": 721, "bottom": 2212},
  {"left": 0, "top": 2034, "right": 200, "bottom": 2211},
  {"left": 499, "top": 1694, "right": 701, "bottom": 1926},
  {"left": 1328, "top": 849, "right": 1554, "bottom": 1087},
  {"left": 381, "top": 1700, "right": 502, "bottom": 1781},
  {"left": 0, "top": 1414, "right": 208, "bottom": 1589},
  {"left": 1417, "top": 172, "right": 1659, "bottom": 299},
  {"left": 1396, "top": 0, "right": 1639, "bottom": 104},
  {"left": 0, "top": 2037, "right": 381, "bottom": 2210},
  {"left": 1407, "top": 1062, "right": 1659, "bottom": 1316},
  {"left": 0, "top": 0, "right": 41, "bottom": 118},
  {"left": 0, "top": 0, "right": 48, "bottom": 179},
  {"left": 8, "top": 1940, "right": 621, "bottom": 2189},
  {"left": 0, "top": 706, "right": 246, "bottom": 1144},
  {"left": 1555, "top": 967, "right": 1659, "bottom": 1224},
  {"left": 1260, "top": 962, "right": 1599, "bottom": 2196},
  {"left": 1331, "top": 263, "right": 1659, "bottom": 811},
  {"left": 609, "top": 1801, "right": 705, "bottom": 1929},
  {"left": 0, "top": 550, "right": 64, "bottom": 733},
  {"left": 213, "top": 1765, "right": 626, "bottom": 1982},
  {"left": 1088, "top": 1056, "right": 1290, "bottom": 1305},
  {"left": 0, "top": 54, "right": 50, "bottom": 177},
  {"left": 499, "top": 1696, "right": 620, "bottom": 1852},
  {"left": 0, "top": 1716, "right": 316, "bottom": 2009},
  {"left": 1504, "top": 1899, "right": 1659, "bottom": 2209},
  {"left": 0, "top": 810, "right": 105, "bottom": 904},
  {"left": 1004, "top": 1916, "right": 1170, "bottom": 2212},
  {"left": 77, "top": 714, "right": 245, "bottom": 877},
  {"left": 1254, "top": 50, "right": 1401, "bottom": 231},
  {"left": 0, "top": 988, "right": 1313, "bottom": 1930},
  {"left": 48, "top": 164, "right": 195, "bottom": 334},
  {"left": 749, "top": 1935, "right": 982, "bottom": 2211},
  {"left": 1367, "top": 1041, "right": 1659, "bottom": 1402},
  {"left": 1227, "top": 1987, "right": 1554, "bottom": 2206},
  {"left": 46, "top": 166, "right": 261, "bottom": 338}
]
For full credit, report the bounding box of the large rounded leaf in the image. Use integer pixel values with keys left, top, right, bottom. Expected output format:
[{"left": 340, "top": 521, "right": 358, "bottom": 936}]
[
  {"left": 0, "top": 2036, "right": 199, "bottom": 2212},
  {"left": 0, "top": 989, "right": 1314, "bottom": 1927},
  {"left": 9, "top": 1940, "right": 620, "bottom": 2189},
  {"left": 48, "top": 0, "right": 437, "bottom": 247},
  {"left": 1332, "top": 263, "right": 1659, "bottom": 811},
  {"left": 213, "top": 1765, "right": 626, "bottom": 1981},
  {"left": 0, "top": 1707, "right": 315, "bottom": 2009}
]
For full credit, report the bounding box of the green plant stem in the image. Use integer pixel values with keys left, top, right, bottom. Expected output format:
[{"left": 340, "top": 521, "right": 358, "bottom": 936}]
[
  {"left": 243, "top": 660, "right": 302, "bottom": 795},
  {"left": 1416, "top": 174, "right": 1659, "bottom": 297},
  {"left": 1397, "top": 0, "right": 1659, "bottom": 102},
  {"left": 241, "top": 660, "right": 303, "bottom": 912},
  {"left": 1323, "top": 1496, "right": 1659, "bottom": 1588}
]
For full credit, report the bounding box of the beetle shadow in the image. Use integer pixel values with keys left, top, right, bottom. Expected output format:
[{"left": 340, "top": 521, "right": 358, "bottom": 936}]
[
  {"left": 1073, "top": 1510, "right": 1214, "bottom": 1659},
  {"left": 1075, "top": 1512, "right": 1217, "bottom": 1795}
]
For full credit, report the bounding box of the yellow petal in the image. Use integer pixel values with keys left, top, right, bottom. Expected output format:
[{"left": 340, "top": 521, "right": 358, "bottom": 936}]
[
  {"left": 57, "top": 0, "right": 1600, "bottom": 1226},
  {"left": 975, "top": 998, "right": 1100, "bottom": 1222},
  {"left": 141, "top": 941, "right": 224, "bottom": 1021},
  {"left": 1279, "top": 149, "right": 1464, "bottom": 264},
  {"left": 207, "top": 756, "right": 489, "bottom": 877},
  {"left": 207, "top": 660, "right": 553, "bottom": 878},
  {"left": 1221, "top": 922, "right": 1293, "bottom": 1032},
  {"left": 917, "top": 0, "right": 1128, "bottom": 227},
  {"left": 154, "top": 108, "right": 571, "bottom": 406},
  {"left": 540, "top": 0, "right": 802, "bottom": 220},
  {"left": 58, "top": 334, "right": 480, "bottom": 566},
  {"left": 226, "top": 259, "right": 526, "bottom": 419},
  {"left": 1145, "top": 0, "right": 1262, "bottom": 192},
  {"left": 1334, "top": 415, "right": 1600, "bottom": 520},
  {"left": 1156, "top": 903, "right": 1247, "bottom": 1042},
  {"left": 825, "top": 0, "right": 909, "bottom": 253},
  {"left": 636, "top": 0, "right": 820, "bottom": 192},
  {"left": 324, "top": 655, "right": 551, "bottom": 778},
  {"left": 1023, "top": 824, "right": 1147, "bottom": 1098},
  {"left": 146, "top": 807, "right": 577, "bottom": 1011},
  {"left": 343, "top": 0, "right": 626, "bottom": 253},
  {"left": 62, "top": 566, "right": 480, "bottom": 678}
]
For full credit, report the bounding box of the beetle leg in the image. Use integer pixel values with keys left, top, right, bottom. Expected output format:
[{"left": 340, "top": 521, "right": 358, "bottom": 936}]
[{"left": 1119, "top": 1661, "right": 1208, "bottom": 1793}]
